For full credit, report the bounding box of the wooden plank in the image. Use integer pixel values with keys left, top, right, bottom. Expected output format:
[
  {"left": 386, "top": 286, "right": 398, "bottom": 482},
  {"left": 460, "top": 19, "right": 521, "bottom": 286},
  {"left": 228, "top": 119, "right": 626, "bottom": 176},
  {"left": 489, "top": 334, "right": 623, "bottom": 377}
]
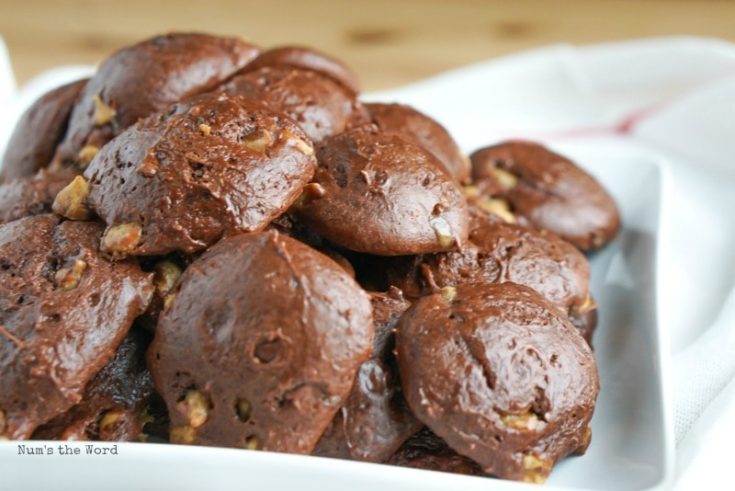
[{"left": 1, "top": 0, "right": 734, "bottom": 89}]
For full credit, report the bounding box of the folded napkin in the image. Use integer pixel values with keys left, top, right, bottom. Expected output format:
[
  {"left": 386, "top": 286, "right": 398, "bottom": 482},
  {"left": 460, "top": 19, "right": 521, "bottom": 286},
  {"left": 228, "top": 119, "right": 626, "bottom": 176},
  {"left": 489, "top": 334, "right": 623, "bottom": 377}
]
[{"left": 2, "top": 36, "right": 734, "bottom": 490}]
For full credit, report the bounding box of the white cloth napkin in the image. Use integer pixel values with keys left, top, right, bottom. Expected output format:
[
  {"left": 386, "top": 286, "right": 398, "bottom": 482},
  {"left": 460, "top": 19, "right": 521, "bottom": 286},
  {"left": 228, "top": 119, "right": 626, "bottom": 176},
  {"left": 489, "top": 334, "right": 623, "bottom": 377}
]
[{"left": 1, "top": 36, "right": 734, "bottom": 490}]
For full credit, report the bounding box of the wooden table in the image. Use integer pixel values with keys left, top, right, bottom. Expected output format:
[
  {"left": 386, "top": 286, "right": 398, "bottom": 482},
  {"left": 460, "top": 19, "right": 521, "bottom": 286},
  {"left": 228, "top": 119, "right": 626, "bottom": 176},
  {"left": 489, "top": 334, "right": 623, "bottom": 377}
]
[{"left": 2, "top": 0, "right": 734, "bottom": 90}]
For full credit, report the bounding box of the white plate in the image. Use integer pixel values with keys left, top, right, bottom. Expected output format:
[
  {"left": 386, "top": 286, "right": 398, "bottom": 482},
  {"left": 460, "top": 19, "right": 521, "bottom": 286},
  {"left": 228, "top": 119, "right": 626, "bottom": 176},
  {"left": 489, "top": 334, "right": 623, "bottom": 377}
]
[{"left": 0, "top": 139, "right": 673, "bottom": 491}]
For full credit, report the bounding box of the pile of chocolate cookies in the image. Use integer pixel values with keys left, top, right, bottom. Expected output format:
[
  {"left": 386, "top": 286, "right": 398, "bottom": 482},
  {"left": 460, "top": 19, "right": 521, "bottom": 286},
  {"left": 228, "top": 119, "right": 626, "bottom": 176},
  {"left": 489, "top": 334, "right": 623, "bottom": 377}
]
[{"left": 0, "top": 32, "right": 620, "bottom": 484}]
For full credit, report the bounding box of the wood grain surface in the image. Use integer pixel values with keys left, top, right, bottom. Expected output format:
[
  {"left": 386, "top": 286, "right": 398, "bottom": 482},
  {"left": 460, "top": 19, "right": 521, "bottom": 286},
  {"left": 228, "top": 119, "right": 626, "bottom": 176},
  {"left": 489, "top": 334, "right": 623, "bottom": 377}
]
[{"left": 1, "top": 0, "right": 734, "bottom": 90}]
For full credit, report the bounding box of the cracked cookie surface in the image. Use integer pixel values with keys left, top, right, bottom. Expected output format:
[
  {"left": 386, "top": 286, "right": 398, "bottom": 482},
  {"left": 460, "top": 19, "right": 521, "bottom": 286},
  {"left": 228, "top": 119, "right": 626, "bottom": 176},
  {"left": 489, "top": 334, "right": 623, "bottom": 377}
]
[
  {"left": 0, "top": 214, "right": 153, "bottom": 439},
  {"left": 55, "top": 33, "right": 259, "bottom": 171},
  {"left": 470, "top": 141, "right": 620, "bottom": 250},
  {"left": 149, "top": 231, "right": 374, "bottom": 453},
  {"left": 387, "top": 209, "right": 596, "bottom": 342},
  {"left": 84, "top": 93, "right": 316, "bottom": 257},
  {"left": 294, "top": 125, "right": 469, "bottom": 256},
  {"left": 224, "top": 66, "right": 368, "bottom": 144},
  {"left": 396, "top": 282, "right": 598, "bottom": 482}
]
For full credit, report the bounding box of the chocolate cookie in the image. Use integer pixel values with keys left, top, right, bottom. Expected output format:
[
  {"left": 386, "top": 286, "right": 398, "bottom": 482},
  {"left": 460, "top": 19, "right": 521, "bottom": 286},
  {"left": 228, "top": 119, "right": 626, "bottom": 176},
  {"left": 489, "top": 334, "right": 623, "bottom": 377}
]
[
  {"left": 0, "top": 170, "right": 75, "bottom": 224},
  {"left": 79, "top": 92, "right": 316, "bottom": 257},
  {"left": 473, "top": 216, "right": 598, "bottom": 344},
  {"left": 367, "top": 103, "right": 469, "bottom": 183},
  {"left": 294, "top": 126, "right": 469, "bottom": 256},
  {"left": 32, "top": 327, "right": 155, "bottom": 441},
  {"left": 387, "top": 428, "right": 484, "bottom": 476},
  {"left": 223, "top": 66, "right": 368, "bottom": 143},
  {"left": 148, "top": 231, "right": 374, "bottom": 453},
  {"left": 1, "top": 79, "right": 87, "bottom": 181},
  {"left": 55, "top": 33, "right": 259, "bottom": 170},
  {"left": 315, "top": 287, "right": 421, "bottom": 462},
  {"left": 396, "top": 283, "right": 598, "bottom": 482},
  {"left": 388, "top": 210, "right": 596, "bottom": 342},
  {"left": 470, "top": 141, "right": 620, "bottom": 250},
  {"left": 0, "top": 215, "right": 153, "bottom": 440},
  {"left": 246, "top": 46, "right": 361, "bottom": 94}
]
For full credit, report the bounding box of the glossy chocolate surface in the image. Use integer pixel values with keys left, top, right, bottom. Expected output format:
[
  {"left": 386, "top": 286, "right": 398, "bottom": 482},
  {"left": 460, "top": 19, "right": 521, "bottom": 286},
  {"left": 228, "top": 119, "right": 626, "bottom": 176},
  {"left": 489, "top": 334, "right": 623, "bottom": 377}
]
[
  {"left": 0, "top": 215, "right": 153, "bottom": 439},
  {"left": 396, "top": 282, "right": 598, "bottom": 481},
  {"left": 149, "top": 231, "right": 374, "bottom": 453}
]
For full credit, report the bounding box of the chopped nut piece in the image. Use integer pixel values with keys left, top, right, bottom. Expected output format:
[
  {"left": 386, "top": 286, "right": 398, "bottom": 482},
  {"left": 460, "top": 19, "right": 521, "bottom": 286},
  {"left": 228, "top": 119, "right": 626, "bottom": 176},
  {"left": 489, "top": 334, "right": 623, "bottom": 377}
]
[
  {"left": 591, "top": 231, "right": 605, "bottom": 249},
  {"left": 303, "top": 182, "right": 325, "bottom": 199},
  {"left": 77, "top": 145, "right": 99, "bottom": 167},
  {"left": 490, "top": 167, "right": 519, "bottom": 189},
  {"left": 325, "top": 394, "right": 342, "bottom": 406},
  {"left": 480, "top": 198, "right": 516, "bottom": 223},
  {"left": 293, "top": 139, "right": 314, "bottom": 156},
  {"left": 281, "top": 130, "right": 314, "bottom": 156},
  {"left": 134, "top": 408, "right": 155, "bottom": 443},
  {"left": 92, "top": 95, "right": 116, "bottom": 126},
  {"left": 170, "top": 425, "right": 196, "bottom": 444},
  {"left": 139, "top": 408, "right": 155, "bottom": 428},
  {"left": 177, "top": 390, "right": 210, "bottom": 428},
  {"left": 429, "top": 216, "right": 454, "bottom": 248},
  {"left": 102, "top": 223, "right": 142, "bottom": 256},
  {"left": 153, "top": 261, "right": 182, "bottom": 296},
  {"left": 440, "top": 286, "right": 457, "bottom": 303},
  {"left": 574, "top": 295, "right": 597, "bottom": 315},
  {"left": 521, "top": 453, "right": 552, "bottom": 484},
  {"left": 54, "top": 259, "right": 87, "bottom": 291},
  {"left": 242, "top": 129, "right": 273, "bottom": 152},
  {"left": 580, "top": 426, "right": 592, "bottom": 449},
  {"left": 53, "top": 176, "right": 92, "bottom": 220},
  {"left": 48, "top": 155, "right": 63, "bottom": 173},
  {"left": 163, "top": 293, "right": 176, "bottom": 310},
  {"left": 99, "top": 409, "right": 124, "bottom": 432},
  {"left": 294, "top": 183, "right": 326, "bottom": 206},
  {"left": 244, "top": 435, "right": 261, "bottom": 450},
  {"left": 462, "top": 185, "right": 480, "bottom": 198},
  {"left": 500, "top": 411, "right": 539, "bottom": 431},
  {"left": 198, "top": 123, "right": 212, "bottom": 135},
  {"left": 236, "top": 399, "right": 251, "bottom": 422}
]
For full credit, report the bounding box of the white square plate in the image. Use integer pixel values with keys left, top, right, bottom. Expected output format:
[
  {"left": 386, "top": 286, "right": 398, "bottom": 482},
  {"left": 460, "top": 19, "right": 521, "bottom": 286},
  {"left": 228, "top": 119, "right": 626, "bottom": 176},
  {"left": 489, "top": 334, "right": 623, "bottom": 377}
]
[{"left": 0, "top": 139, "right": 673, "bottom": 491}]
